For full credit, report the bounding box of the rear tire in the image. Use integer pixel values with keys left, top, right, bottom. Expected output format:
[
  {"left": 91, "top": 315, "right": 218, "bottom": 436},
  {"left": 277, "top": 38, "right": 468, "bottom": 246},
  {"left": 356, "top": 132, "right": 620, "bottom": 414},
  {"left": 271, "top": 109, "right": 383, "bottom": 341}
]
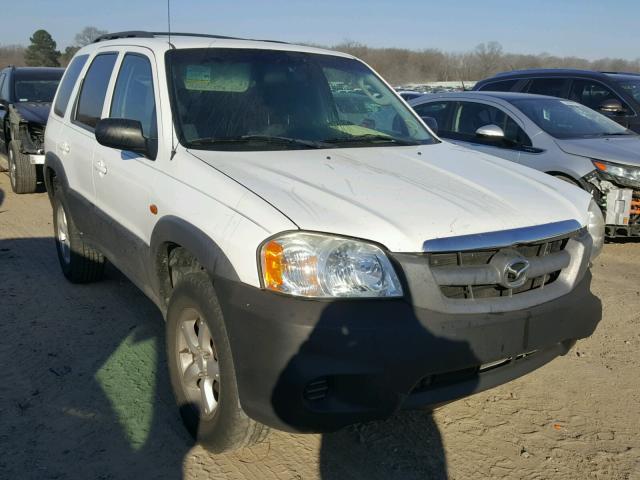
[
  {"left": 52, "top": 180, "right": 106, "bottom": 283},
  {"left": 8, "top": 140, "right": 37, "bottom": 194},
  {"left": 166, "top": 272, "right": 269, "bottom": 453}
]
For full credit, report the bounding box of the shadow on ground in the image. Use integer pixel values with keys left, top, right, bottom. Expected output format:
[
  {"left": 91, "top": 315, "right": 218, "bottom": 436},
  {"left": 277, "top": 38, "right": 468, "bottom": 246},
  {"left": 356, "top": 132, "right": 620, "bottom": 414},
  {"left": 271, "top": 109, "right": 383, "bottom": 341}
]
[
  {"left": 0, "top": 237, "right": 193, "bottom": 479},
  {"left": 318, "top": 411, "right": 447, "bottom": 479},
  {"left": 0, "top": 236, "right": 467, "bottom": 479}
]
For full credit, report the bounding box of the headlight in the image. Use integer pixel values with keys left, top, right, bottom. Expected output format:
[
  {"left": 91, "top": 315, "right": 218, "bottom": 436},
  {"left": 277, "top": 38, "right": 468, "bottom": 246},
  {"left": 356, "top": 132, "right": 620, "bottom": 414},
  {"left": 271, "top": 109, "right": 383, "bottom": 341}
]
[
  {"left": 592, "top": 159, "right": 640, "bottom": 188},
  {"left": 260, "top": 232, "right": 403, "bottom": 298},
  {"left": 587, "top": 198, "right": 605, "bottom": 261}
]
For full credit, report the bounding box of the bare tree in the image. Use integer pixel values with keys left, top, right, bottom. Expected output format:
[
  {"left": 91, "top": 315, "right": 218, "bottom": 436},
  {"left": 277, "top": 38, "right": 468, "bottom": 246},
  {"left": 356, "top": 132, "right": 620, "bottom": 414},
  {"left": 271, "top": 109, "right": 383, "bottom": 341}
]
[
  {"left": 0, "top": 45, "right": 26, "bottom": 66},
  {"left": 74, "top": 26, "right": 108, "bottom": 47}
]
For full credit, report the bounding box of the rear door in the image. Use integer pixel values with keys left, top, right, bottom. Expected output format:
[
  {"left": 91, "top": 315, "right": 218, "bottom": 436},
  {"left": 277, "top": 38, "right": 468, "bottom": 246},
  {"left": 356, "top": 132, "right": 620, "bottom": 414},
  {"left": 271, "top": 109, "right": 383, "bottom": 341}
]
[
  {"left": 411, "top": 100, "right": 454, "bottom": 134},
  {"left": 46, "top": 54, "right": 90, "bottom": 176},
  {"left": 91, "top": 47, "right": 161, "bottom": 284}
]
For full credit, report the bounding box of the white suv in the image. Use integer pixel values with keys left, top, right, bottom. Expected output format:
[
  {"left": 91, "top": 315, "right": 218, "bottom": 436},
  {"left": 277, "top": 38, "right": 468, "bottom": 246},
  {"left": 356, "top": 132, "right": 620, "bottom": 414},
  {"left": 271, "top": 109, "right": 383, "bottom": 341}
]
[{"left": 44, "top": 31, "right": 604, "bottom": 452}]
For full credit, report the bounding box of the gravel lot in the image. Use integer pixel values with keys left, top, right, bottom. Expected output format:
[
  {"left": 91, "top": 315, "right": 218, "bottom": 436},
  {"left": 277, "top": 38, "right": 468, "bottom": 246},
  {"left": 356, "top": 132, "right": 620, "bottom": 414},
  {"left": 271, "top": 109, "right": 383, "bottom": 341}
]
[{"left": 0, "top": 170, "right": 639, "bottom": 480}]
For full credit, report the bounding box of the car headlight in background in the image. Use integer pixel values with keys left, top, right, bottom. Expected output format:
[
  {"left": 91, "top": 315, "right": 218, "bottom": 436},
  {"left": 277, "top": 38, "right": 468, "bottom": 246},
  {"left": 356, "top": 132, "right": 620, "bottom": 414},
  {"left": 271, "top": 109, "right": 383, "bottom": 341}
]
[
  {"left": 587, "top": 198, "right": 605, "bottom": 261},
  {"left": 260, "top": 232, "right": 403, "bottom": 298},
  {"left": 592, "top": 159, "right": 640, "bottom": 188}
]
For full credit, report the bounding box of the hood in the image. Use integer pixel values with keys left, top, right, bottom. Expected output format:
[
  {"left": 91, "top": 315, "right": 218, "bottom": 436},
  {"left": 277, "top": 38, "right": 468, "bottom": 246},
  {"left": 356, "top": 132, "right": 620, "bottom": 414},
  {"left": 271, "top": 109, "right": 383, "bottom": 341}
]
[
  {"left": 190, "top": 143, "right": 590, "bottom": 252},
  {"left": 13, "top": 102, "right": 51, "bottom": 125},
  {"left": 555, "top": 136, "right": 640, "bottom": 167}
]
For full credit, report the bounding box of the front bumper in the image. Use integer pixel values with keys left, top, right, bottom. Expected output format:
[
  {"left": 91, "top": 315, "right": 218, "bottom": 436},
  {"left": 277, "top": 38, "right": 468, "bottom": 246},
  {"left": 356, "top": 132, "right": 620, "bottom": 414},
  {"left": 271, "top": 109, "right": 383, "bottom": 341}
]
[{"left": 215, "top": 272, "right": 601, "bottom": 433}]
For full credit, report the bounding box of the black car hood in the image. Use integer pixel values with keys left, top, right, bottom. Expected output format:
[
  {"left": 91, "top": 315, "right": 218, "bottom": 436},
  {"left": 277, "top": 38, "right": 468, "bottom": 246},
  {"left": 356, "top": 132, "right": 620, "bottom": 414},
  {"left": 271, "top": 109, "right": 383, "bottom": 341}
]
[{"left": 13, "top": 102, "right": 51, "bottom": 125}]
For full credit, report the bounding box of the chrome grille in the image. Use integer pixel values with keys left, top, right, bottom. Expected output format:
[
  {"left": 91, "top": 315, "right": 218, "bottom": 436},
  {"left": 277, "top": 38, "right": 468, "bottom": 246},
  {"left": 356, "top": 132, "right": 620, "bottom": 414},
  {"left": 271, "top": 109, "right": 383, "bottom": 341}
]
[{"left": 429, "top": 238, "right": 568, "bottom": 299}]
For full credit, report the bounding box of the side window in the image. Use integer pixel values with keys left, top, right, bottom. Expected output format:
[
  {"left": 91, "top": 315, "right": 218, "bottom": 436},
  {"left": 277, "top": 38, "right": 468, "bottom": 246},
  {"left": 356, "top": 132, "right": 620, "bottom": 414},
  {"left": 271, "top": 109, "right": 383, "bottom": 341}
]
[
  {"left": 569, "top": 79, "right": 626, "bottom": 111},
  {"left": 412, "top": 101, "right": 453, "bottom": 135},
  {"left": 74, "top": 53, "right": 118, "bottom": 130},
  {"left": 0, "top": 73, "right": 6, "bottom": 101},
  {"left": 478, "top": 79, "right": 518, "bottom": 92},
  {"left": 54, "top": 54, "right": 89, "bottom": 117},
  {"left": 451, "top": 101, "right": 531, "bottom": 148},
  {"left": 0, "top": 72, "right": 10, "bottom": 101},
  {"left": 526, "top": 78, "right": 567, "bottom": 97},
  {"left": 110, "top": 54, "right": 157, "bottom": 139}
]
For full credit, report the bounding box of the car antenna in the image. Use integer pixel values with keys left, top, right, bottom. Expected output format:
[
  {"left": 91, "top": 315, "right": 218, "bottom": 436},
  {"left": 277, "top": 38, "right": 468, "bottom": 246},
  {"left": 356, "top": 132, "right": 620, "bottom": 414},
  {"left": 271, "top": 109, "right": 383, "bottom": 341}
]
[{"left": 168, "top": 0, "right": 177, "bottom": 160}]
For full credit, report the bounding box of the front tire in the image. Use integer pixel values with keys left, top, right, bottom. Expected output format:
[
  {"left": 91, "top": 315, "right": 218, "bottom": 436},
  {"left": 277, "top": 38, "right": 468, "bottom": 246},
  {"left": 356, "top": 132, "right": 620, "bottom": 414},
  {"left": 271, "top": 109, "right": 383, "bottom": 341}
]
[
  {"left": 52, "top": 181, "right": 106, "bottom": 283},
  {"left": 8, "top": 140, "right": 37, "bottom": 194},
  {"left": 166, "top": 272, "right": 268, "bottom": 452}
]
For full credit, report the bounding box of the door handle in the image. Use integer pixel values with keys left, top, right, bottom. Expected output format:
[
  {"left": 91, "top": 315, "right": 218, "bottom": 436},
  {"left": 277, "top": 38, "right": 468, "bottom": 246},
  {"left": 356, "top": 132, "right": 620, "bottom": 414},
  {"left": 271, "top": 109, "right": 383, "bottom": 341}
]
[{"left": 94, "top": 160, "right": 107, "bottom": 175}]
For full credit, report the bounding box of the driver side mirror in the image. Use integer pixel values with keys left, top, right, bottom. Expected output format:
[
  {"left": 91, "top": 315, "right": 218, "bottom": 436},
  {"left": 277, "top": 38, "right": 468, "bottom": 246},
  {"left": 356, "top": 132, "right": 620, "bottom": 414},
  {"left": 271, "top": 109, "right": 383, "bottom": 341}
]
[
  {"left": 598, "top": 99, "right": 626, "bottom": 115},
  {"left": 421, "top": 116, "right": 438, "bottom": 134},
  {"left": 95, "top": 118, "right": 156, "bottom": 160},
  {"left": 475, "top": 124, "right": 505, "bottom": 139}
]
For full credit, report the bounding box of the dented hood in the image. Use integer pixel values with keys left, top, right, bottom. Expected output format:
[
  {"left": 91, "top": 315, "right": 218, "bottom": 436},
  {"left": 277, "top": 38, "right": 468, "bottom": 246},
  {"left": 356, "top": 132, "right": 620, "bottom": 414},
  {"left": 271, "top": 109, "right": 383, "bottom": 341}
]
[
  {"left": 191, "top": 142, "right": 591, "bottom": 252},
  {"left": 13, "top": 102, "right": 51, "bottom": 125}
]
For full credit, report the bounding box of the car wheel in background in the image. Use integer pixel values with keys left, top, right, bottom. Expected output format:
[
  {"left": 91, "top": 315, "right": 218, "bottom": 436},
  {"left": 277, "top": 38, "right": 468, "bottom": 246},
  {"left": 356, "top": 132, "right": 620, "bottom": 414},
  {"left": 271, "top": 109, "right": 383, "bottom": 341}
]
[
  {"left": 8, "top": 140, "right": 37, "bottom": 194},
  {"left": 552, "top": 174, "right": 581, "bottom": 188},
  {"left": 166, "top": 272, "right": 269, "bottom": 453},
  {"left": 52, "top": 180, "right": 106, "bottom": 283}
]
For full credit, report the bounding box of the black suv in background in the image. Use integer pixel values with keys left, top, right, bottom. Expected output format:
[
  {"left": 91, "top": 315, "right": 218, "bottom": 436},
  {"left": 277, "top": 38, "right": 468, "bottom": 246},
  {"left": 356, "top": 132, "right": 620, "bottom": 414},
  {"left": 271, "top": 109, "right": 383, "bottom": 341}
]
[
  {"left": 0, "top": 66, "right": 64, "bottom": 193},
  {"left": 474, "top": 69, "right": 640, "bottom": 133}
]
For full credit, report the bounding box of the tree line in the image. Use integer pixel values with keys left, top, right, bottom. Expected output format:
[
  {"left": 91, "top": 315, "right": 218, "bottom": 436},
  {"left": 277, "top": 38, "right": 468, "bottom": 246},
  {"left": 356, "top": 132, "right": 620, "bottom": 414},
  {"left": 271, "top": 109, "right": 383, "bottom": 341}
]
[
  {"left": 327, "top": 41, "right": 640, "bottom": 84},
  {"left": 2, "top": 30, "right": 638, "bottom": 84},
  {"left": 0, "top": 27, "right": 107, "bottom": 68}
]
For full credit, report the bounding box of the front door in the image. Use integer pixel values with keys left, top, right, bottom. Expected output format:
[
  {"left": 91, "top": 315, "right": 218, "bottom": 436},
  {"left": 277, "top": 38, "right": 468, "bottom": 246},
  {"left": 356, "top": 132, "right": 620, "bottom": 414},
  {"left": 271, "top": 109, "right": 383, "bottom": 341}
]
[
  {"left": 91, "top": 48, "right": 161, "bottom": 285},
  {"left": 445, "top": 100, "right": 526, "bottom": 164}
]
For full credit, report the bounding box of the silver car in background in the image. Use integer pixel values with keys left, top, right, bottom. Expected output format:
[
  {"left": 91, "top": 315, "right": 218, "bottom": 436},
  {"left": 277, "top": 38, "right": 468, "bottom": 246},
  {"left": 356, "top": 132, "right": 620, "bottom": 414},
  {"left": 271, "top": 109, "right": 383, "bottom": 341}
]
[{"left": 409, "top": 92, "right": 640, "bottom": 238}]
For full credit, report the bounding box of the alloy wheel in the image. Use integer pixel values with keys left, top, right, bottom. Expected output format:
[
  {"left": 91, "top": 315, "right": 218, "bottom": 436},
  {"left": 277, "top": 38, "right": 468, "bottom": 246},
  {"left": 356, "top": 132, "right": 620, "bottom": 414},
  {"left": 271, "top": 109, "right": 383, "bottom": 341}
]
[
  {"left": 8, "top": 147, "right": 16, "bottom": 188},
  {"left": 176, "top": 308, "right": 220, "bottom": 418},
  {"left": 56, "top": 205, "right": 71, "bottom": 265}
]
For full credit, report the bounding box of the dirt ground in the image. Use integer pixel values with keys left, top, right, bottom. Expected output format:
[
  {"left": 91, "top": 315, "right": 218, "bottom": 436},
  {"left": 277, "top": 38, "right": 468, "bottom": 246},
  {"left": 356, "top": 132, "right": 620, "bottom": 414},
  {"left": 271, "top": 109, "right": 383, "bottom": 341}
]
[{"left": 0, "top": 169, "right": 639, "bottom": 480}]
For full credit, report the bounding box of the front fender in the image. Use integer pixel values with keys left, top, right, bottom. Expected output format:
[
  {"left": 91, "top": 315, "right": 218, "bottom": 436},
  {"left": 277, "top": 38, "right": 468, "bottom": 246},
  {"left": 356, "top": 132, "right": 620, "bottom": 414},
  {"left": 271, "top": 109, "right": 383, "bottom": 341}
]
[{"left": 149, "top": 215, "right": 240, "bottom": 307}]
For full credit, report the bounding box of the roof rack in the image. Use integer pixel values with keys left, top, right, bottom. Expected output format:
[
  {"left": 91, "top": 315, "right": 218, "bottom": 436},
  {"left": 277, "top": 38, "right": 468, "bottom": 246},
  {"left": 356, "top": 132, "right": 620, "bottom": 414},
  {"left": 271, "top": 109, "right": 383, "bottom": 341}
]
[
  {"left": 94, "top": 31, "right": 289, "bottom": 45},
  {"left": 600, "top": 71, "right": 640, "bottom": 76}
]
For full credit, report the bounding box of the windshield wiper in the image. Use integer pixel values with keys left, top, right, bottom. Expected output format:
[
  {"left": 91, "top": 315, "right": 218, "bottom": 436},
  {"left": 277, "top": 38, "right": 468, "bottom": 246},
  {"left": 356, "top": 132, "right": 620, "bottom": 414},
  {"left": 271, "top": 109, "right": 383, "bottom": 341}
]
[
  {"left": 323, "top": 134, "right": 419, "bottom": 146},
  {"left": 189, "top": 135, "right": 328, "bottom": 149}
]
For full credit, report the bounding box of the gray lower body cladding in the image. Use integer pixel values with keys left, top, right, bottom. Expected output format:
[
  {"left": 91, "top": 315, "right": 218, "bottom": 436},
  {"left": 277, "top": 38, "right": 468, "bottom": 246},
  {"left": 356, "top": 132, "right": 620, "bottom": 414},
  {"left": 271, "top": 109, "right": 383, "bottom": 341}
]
[{"left": 216, "top": 272, "right": 600, "bottom": 433}]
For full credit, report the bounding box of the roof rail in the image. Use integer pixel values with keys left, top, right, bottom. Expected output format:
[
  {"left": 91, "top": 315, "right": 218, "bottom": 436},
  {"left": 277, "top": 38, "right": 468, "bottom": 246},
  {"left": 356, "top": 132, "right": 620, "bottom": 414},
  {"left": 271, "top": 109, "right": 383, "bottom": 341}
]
[
  {"left": 94, "top": 31, "right": 289, "bottom": 45},
  {"left": 600, "top": 71, "right": 640, "bottom": 76},
  {"left": 94, "top": 31, "right": 154, "bottom": 43}
]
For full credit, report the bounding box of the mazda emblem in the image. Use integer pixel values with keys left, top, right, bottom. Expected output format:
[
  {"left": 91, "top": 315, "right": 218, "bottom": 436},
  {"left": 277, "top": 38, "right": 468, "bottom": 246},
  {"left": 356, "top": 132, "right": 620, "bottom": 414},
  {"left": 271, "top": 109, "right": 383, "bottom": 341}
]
[{"left": 502, "top": 258, "right": 531, "bottom": 289}]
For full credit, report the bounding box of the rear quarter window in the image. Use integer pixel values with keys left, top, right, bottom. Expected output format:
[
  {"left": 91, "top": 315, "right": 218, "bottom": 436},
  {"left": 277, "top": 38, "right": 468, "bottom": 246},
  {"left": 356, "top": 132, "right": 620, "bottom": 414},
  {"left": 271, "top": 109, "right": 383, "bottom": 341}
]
[
  {"left": 525, "top": 78, "right": 567, "bottom": 97},
  {"left": 478, "top": 79, "right": 519, "bottom": 92},
  {"left": 54, "top": 54, "right": 89, "bottom": 117}
]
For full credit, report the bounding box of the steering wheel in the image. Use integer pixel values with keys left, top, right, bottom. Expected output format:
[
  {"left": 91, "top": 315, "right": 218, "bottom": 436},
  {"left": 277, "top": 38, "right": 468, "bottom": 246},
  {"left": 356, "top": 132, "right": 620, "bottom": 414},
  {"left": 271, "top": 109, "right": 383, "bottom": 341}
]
[{"left": 358, "top": 77, "right": 392, "bottom": 106}]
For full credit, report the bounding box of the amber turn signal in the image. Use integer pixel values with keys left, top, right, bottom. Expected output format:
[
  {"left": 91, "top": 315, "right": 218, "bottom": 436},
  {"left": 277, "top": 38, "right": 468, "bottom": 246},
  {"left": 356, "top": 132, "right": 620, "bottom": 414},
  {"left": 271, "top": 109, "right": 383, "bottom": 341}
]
[{"left": 262, "top": 240, "right": 284, "bottom": 290}]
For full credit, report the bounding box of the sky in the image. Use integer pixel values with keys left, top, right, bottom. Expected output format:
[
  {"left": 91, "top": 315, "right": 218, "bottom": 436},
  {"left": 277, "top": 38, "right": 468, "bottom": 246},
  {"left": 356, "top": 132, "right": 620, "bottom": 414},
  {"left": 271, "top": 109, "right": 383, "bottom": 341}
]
[{"left": 2, "top": 0, "right": 639, "bottom": 60}]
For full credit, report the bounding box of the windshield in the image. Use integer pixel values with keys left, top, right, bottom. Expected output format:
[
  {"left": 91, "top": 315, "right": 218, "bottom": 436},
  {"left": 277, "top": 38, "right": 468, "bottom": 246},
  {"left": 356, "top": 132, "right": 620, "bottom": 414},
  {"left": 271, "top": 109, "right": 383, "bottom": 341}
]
[
  {"left": 510, "top": 98, "right": 633, "bottom": 139},
  {"left": 14, "top": 70, "right": 63, "bottom": 103},
  {"left": 166, "top": 48, "right": 436, "bottom": 150},
  {"left": 617, "top": 79, "right": 640, "bottom": 104}
]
